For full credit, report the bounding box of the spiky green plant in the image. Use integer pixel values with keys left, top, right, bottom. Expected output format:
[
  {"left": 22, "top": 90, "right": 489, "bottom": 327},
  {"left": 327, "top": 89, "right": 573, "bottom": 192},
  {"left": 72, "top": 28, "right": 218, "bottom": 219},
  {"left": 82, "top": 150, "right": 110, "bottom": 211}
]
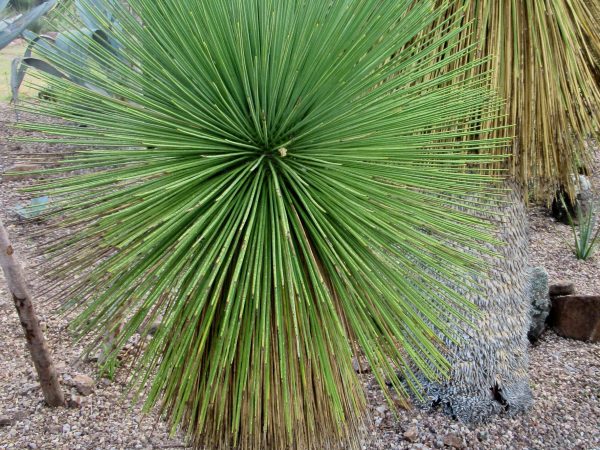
[
  {"left": 420, "top": 0, "right": 600, "bottom": 201},
  {"left": 19, "top": 0, "right": 510, "bottom": 448},
  {"left": 563, "top": 198, "right": 600, "bottom": 260}
]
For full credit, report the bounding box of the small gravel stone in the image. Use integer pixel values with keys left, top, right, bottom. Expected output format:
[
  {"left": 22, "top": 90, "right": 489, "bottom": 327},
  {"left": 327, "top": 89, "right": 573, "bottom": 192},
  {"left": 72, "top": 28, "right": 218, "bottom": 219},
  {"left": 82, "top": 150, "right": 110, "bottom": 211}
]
[
  {"left": 0, "top": 416, "right": 13, "bottom": 427},
  {"left": 442, "top": 433, "right": 463, "bottom": 448},
  {"left": 67, "top": 394, "right": 83, "bottom": 409},
  {"left": 403, "top": 427, "right": 419, "bottom": 443},
  {"left": 376, "top": 405, "right": 388, "bottom": 415},
  {"left": 72, "top": 373, "right": 95, "bottom": 396}
]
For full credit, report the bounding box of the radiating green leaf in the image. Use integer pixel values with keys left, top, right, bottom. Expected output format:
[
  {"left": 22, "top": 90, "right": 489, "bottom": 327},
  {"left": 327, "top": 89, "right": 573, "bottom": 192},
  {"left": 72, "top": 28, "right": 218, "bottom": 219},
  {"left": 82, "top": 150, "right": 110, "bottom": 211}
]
[{"left": 19, "top": 1, "right": 512, "bottom": 449}]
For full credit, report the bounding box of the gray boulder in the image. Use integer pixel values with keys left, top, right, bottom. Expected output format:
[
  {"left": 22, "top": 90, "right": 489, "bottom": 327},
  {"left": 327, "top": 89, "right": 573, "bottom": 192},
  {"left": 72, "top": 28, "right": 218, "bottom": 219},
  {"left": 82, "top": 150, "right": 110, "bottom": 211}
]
[{"left": 527, "top": 267, "right": 550, "bottom": 343}]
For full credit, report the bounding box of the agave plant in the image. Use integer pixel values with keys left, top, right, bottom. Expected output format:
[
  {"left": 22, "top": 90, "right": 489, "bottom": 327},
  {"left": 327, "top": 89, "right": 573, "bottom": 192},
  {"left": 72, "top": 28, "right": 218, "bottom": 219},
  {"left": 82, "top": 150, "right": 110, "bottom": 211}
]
[
  {"left": 0, "top": 0, "right": 56, "bottom": 49},
  {"left": 11, "top": 0, "right": 122, "bottom": 106},
  {"left": 421, "top": 0, "right": 600, "bottom": 201},
  {"left": 563, "top": 198, "right": 600, "bottom": 261},
  {"left": 19, "top": 0, "right": 510, "bottom": 448}
]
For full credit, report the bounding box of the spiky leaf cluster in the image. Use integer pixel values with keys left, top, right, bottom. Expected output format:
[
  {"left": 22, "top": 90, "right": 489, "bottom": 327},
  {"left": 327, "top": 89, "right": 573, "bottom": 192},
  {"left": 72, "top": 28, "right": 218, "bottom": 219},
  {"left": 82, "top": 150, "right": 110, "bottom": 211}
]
[{"left": 20, "top": 1, "right": 508, "bottom": 449}]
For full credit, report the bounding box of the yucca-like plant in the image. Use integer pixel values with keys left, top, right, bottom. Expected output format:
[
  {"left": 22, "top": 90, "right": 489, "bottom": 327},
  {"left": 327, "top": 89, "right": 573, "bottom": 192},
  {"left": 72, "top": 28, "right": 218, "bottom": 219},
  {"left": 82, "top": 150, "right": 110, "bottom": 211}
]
[
  {"left": 19, "top": 1, "right": 510, "bottom": 448},
  {"left": 421, "top": 0, "right": 600, "bottom": 201}
]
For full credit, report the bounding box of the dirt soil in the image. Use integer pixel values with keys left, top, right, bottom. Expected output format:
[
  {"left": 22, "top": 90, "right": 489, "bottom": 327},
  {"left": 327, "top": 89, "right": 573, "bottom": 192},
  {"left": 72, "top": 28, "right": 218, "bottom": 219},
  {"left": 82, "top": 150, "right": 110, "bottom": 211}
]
[{"left": 0, "top": 104, "right": 599, "bottom": 450}]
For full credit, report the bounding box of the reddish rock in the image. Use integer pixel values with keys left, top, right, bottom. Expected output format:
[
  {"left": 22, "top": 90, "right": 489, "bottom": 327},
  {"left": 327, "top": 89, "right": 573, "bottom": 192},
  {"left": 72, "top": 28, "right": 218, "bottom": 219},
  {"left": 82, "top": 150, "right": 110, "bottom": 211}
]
[
  {"left": 443, "top": 433, "right": 465, "bottom": 448},
  {"left": 549, "top": 282, "right": 575, "bottom": 298},
  {"left": 71, "top": 373, "right": 95, "bottom": 396},
  {"left": 550, "top": 296, "right": 600, "bottom": 342}
]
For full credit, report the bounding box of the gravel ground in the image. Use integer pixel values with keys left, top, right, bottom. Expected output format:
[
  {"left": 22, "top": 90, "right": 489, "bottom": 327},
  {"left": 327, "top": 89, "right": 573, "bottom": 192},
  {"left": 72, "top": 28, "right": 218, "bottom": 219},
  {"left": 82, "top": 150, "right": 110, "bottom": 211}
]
[{"left": 0, "top": 104, "right": 599, "bottom": 450}]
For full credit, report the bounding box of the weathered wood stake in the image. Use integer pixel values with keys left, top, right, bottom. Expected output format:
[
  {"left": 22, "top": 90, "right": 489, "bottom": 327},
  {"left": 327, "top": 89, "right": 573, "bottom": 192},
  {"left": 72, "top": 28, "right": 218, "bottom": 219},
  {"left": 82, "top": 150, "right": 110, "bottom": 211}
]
[{"left": 0, "top": 218, "right": 65, "bottom": 407}]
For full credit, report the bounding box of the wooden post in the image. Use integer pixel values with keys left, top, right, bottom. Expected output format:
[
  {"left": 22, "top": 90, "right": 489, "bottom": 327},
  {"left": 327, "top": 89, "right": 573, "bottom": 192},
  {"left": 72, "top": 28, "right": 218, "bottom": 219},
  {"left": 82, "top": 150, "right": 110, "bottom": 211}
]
[{"left": 0, "top": 218, "right": 65, "bottom": 407}]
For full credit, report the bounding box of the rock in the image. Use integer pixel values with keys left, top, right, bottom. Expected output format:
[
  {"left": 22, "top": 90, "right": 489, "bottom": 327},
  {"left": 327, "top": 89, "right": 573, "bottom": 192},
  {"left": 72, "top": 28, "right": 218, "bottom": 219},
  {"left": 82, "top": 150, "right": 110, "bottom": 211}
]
[
  {"left": 443, "top": 433, "right": 464, "bottom": 448},
  {"left": 576, "top": 175, "right": 593, "bottom": 218},
  {"left": 352, "top": 357, "right": 370, "bottom": 374},
  {"left": 549, "top": 282, "right": 575, "bottom": 298},
  {"left": 0, "top": 416, "right": 14, "bottom": 427},
  {"left": 2, "top": 164, "right": 43, "bottom": 181},
  {"left": 13, "top": 410, "right": 27, "bottom": 421},
  {"left": 528, "top": 267, "right": 550, "bottom": 343},
  {"left": 27, "top": 443, "right": 37, "bottom": 449},
  {"left": 551, "top": 175, "right": 593, "bottom": 224},
  {"left": 67, "top": 395, "right": 83, "bottom": 409},
  {"left": 549, "top": 295, "right": 600, "bottom": 342},
  {"left": 62, "top": 423, "right": 71, "bottom": 434},
  {"left": 403, "top": 427, "right": 419, "bottom": 443},
  {"left": 375, "top": 405, "right": 388, "bottom": 415},
  {"left": 72, "top": 373, "right": 95, "bottom": 396},
  {"left": 19, "top": 383, "right": 39, "bottom": 396}
]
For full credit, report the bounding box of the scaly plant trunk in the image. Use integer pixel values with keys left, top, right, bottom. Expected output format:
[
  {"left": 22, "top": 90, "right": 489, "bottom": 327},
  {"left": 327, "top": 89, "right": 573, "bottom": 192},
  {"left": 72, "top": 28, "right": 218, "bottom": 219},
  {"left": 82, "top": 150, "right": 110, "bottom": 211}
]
[
  {"left": 0, "top": 218, "right": 65, "bottom": 407},
  {"left": 421, "top": 181, "right": 532, "bottom": 422}
]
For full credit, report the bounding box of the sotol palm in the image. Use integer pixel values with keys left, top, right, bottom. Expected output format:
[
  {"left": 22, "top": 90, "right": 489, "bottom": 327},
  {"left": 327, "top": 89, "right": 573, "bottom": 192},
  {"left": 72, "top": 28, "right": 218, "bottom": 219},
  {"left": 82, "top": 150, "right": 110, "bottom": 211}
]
[{"left": 22, "top": 1, "right": 508, "bottom": 448}]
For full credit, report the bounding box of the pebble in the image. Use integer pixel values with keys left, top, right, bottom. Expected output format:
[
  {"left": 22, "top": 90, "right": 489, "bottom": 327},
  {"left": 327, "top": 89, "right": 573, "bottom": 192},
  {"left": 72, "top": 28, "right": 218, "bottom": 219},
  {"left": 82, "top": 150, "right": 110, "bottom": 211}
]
[
  {"left": 403, "top": 427, "right": 419, "bottom": 443},
  {"left": 18, "top": 383, "right": 38, "bottom": 396},
  {"left": 376, "top": 405, "right": 388, "bottom": 415},
  {"left": 0, "top": 416, "right": 14, "bottom": 426},
  {"left": 442, "top": 433, "right": 464, "bottom": 449},
  {"left": 72, "top": 373, "right": 95, "bottom": 396}
]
